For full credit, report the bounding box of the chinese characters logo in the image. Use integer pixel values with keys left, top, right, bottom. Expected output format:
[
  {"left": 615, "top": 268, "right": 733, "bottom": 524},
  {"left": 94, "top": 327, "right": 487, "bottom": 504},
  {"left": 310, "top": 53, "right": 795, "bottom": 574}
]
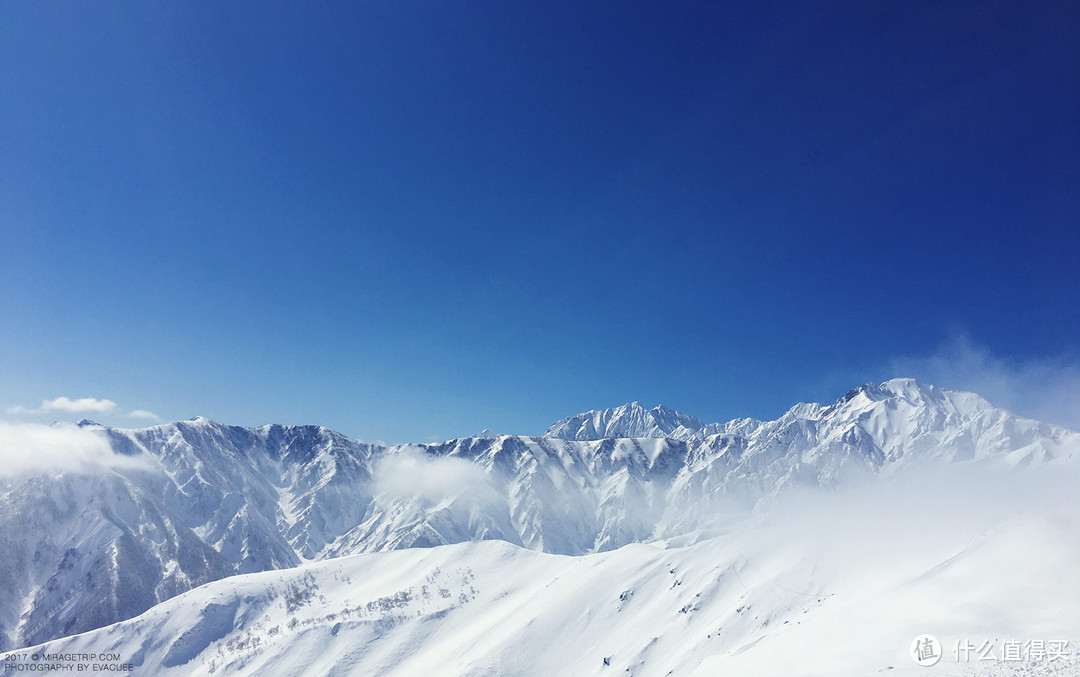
[{"left": 911, "top": 634, "right": 942, "bottom": 666}]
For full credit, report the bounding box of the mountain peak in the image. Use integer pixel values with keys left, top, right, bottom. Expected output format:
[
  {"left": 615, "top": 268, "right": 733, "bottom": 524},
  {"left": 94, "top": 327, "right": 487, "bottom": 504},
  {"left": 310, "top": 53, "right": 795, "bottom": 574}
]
[
  {"left": 879, "top": 377, "right": 935, "bottom": 397},
  {"left": 545, "top": 402, "right": 705, "bottom": 441},
  {"left": 837, "top": 382, "right": 886, "bottom": 403}
]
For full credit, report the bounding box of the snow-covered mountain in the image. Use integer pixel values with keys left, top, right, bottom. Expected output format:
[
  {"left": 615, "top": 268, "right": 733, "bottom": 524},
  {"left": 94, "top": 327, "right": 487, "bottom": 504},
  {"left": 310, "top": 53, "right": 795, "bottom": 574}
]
[
  {"left": 23, "top": 480, "right": 1080, "bottom": 676},
  {"left": 546, "top": 401, "right": 718, "bottom": 441},
  {"left": 0, "top": 421, "right": 377, "bottom": 650},
  {"left": 1, "top": 378, "right": 1076, "bottom": 655}
]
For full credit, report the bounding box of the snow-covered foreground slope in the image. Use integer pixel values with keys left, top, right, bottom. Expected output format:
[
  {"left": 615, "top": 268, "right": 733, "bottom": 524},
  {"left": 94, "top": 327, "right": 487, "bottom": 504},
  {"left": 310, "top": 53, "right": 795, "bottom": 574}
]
[
  {"left": 24, "top": 459, "right": 1080, "bottom": 676},
  {"left": 1, "top": 378, "right": 1077, "bottom": 652}
]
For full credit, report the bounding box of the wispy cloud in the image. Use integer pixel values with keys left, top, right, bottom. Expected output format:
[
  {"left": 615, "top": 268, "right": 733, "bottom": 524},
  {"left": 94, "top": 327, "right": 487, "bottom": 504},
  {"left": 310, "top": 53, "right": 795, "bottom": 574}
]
[
  {"left": 126, "top": 409, "right": 161, "bottom": 421},
  {"left": 0, "top": 421, "right": 154, "bottom": 476},
  {"left": 7, "top": 396, "right": 118, "bottom": 416},
  {"left": 889, "top": 334, "right": 1080, "bottom": 432}
]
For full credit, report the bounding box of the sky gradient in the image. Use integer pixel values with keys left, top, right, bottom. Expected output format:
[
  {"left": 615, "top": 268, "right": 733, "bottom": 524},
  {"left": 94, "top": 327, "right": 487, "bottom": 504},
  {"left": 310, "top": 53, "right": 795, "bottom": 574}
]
[{"left": 2, "top": 1, "right": 1078, "bottom": 442}]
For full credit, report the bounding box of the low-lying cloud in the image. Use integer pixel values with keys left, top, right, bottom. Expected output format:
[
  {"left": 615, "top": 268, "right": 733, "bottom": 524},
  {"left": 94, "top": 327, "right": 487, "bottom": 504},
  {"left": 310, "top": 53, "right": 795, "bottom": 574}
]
[
  {"left": 374, "top": 447, "right": 502, "bottom": 507},
  {"left": 695, "top": 453, "right": 1080, "bottom": 637},
  {"left": 754, "top": 457, "right": 1080, "bottom": 563},
  {"left": 0, "top": 421, "right": 154, "bottom": 477}
]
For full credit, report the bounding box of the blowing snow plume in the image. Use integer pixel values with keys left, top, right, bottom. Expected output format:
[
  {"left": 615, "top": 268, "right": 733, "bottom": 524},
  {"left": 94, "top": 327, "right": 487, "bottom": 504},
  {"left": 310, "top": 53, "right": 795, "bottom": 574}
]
[{"left": 891, "top": 334, "right": 1080, "bottom": 433}]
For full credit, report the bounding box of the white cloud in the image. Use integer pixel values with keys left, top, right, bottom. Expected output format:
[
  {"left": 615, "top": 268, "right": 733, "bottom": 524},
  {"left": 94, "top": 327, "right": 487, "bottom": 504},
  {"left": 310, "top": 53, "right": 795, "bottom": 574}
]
[
  {"left": 889, "top": 334, "right": 1080, "bottom": 432},
  {"left": 7, "top": 396, "right": 117, "bottom": 416},
  {"left": 42, "top": 396, "right": 117, "bottom": 413},
  {"left": 0, "top": 421, "right": 155, "bottom": 477},
  {"left": 374, "top": 446, "right": 502, "bottom": 507},
  {"left": 5, "top": 398, "right": 164, "bottom": 423}
]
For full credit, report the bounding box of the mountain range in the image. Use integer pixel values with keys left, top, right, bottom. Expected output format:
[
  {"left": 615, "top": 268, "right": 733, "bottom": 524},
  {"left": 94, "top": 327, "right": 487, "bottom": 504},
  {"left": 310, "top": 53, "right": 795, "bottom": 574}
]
[{"left": 1, "top": 378, "right": 1077, "bottom": 674}]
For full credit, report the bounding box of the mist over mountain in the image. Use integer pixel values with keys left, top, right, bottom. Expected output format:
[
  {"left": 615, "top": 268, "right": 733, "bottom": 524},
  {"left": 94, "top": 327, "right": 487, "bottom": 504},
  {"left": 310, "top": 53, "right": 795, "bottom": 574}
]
[{"left": 1, "top": 378, "right": 1077, "bottom": 670}]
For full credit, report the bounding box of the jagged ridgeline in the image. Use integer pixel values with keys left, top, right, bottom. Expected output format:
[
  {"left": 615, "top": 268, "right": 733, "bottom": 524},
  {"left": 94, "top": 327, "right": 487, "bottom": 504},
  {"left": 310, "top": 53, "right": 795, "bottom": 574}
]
[{"left": 0, "top": 378, "right": 1075, "bottom": 649}]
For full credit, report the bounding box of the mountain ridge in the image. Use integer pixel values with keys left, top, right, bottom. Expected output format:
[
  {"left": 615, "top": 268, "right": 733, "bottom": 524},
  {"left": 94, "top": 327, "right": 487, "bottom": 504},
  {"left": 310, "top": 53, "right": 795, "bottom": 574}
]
[{"left": 1, "top": 378, "right": 1076, "bottom": 650}]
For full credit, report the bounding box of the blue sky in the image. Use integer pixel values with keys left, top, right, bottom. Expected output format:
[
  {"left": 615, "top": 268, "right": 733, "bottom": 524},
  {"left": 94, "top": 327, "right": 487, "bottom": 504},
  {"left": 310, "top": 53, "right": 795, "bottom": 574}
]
[{"left": 1, "top": 1, "right": 1077, "bottom": 442}]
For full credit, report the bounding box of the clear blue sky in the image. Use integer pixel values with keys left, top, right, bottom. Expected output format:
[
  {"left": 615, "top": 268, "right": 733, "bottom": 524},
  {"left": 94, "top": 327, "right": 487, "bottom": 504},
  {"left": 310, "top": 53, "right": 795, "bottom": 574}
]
[{"left": 1, "top": 1, "right": 1077, "bottom": 442}]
